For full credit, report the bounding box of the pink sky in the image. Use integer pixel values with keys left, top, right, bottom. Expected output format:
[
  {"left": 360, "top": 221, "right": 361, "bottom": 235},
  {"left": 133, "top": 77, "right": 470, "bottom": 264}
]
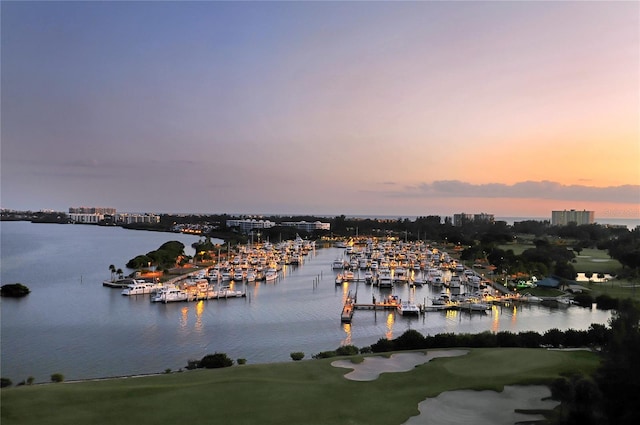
[{"left": 1, "top": 1, "right": 638, "bottom": 219}]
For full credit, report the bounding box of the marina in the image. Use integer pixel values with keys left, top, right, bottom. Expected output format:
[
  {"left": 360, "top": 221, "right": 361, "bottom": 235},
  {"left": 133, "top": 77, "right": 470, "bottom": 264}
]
[{"left": 1, "top": 221, "right": 614, "bottom": 383}]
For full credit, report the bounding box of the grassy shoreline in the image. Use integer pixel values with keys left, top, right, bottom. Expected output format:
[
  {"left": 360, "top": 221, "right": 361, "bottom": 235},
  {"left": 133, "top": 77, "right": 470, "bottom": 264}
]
[{"left": 1, "top": 348, "right": 600, "bottom": 425}]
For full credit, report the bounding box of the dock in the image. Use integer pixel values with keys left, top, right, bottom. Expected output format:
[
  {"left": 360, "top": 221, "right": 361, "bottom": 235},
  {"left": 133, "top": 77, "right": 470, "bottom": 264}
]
[{"left": 341, "top": 290, "right": 355, "bottom": 323}]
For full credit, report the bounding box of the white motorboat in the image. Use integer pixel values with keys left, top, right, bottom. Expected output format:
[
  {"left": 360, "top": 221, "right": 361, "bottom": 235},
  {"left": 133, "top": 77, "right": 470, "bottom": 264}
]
[
  {"left": 397, "top": 300, "right": 420, "bottom": 316},
  {"left": 377, "top": 267, "right": 393, "bottom": 288},
  {"left": 364, "top": 270, "right": 374, "bottom": 284},
  {"left": 265, "top": 269, "right": 278, "bottom": 283},
  {"left": 211, "top": 286, "right": 246, "bottom": 299},
  {"left": 393, "top": 267, "right": 408, "bottom": 284},
  {"left": 246, "top": 270, "right": 257, "bottom": 283},
  {"left": 449, "top": 275, "right": 462, "bottom": 294},
  {"left": 151, "top": 286, "right": 188, "bottom": 303},
  {"left": 121, "top": 281, "right": 160, "bottom": 296},
  {"left": 411, "top": 275, "right": 426, "bottom": 286},
  {"left": 520, "top": 294, "right": 543, "bottom": 303}
]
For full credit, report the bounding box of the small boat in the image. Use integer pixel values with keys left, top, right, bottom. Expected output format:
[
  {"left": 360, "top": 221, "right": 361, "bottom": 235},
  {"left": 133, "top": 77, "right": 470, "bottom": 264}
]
[
  {"left": 335, "top": 274, "right": 344, "bottom": 285},
  {"left": 449, "top": 275, "right": 462, "bottom": 294},
  {"left": 397, "top": 300, "right": 420, "bottom": 316},
  {"left": 520, "top": 294, "right": 543, "bottom": 303},
  {"left": 555, "top": 297, "right": 573, "bottom": 306},
  {"left": 432, "top": 293, "right": 450, "bottom": 306},
  {"left": 458, "top": 301, "right": 491, "bottom": 312}
]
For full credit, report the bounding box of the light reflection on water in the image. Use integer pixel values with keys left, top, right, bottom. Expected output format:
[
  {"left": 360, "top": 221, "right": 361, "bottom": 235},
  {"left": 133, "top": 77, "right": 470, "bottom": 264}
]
[{"left": 1, "top": 221, "right": 614, "bottom": 383}]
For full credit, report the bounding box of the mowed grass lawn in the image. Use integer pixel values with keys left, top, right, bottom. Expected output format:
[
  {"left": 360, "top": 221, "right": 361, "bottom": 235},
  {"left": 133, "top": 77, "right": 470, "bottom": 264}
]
[
  {"left": 499, "top": 243, "right": 622, "bottom": 274},
  {"left": 1, "top": 348, "right": 600, "bottom": 425}
]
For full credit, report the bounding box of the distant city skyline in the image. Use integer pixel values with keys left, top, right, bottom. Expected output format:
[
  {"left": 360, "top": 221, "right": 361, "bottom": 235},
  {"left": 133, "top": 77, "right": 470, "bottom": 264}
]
[{"left": 2, "top": 1, "right": 638, "bottom": 219}]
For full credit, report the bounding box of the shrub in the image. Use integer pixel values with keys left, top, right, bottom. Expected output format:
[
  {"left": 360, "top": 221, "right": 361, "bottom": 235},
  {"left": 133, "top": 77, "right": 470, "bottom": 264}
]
[
  {"left": 200, "top": 353, "right": 233, "bottom": 369},
  {"left": 186, "top": 359, "right": 200, "bottom": 370},
  {"left": 26, "top": 376, "right": 34, "bottom": 385},
  {"left": 237, "top": 358, "right": 247, "bottom": 365},
  {"left": 335, "top": 345, "right": 359, "bottom": 356},
  {"left": 290, "top": 352, "right": 305, "bottom": 361},
  {"left": 50, "top": 373, "right": 64, "bottom": 383},
  {"left": 359, "top": 346, "right": 372, "bottom": 354},
  {"left": 164, "top": 368, "right": 172, "bottom": 374},
  {"left": 312, "top": 350, "right": 337, "bottom": 359},
  {"left": 370, "top": 338, "right": 395, "bottom": 353},
  {"left": 595, "top": 294, "right": 618, "bottom": 310},
  {"left": 394, "top": 329, "right": 425, "bottom": 350},
  {"left": 1, "top": 377, "right": 12, "bottom": 388},
  {"left": 573, "top": 293, "right": 594, "bottom": 307}
]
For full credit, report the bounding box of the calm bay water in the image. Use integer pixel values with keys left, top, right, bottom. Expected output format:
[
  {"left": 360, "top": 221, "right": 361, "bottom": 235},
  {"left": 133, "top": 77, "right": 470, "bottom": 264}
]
[{"left": 1, "top": 221, "right": 612, "bottom": 383}]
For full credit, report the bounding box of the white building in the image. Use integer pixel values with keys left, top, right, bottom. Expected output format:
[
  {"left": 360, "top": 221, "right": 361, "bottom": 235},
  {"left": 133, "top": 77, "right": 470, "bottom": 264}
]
[
  {"left": 282, "top": 220, "right": 331, "bottom": 232},
  {"left": 551, "top": 210, "right": 595, "bottom": 226},
  {"left": 116, "top": 213, "right": 160, "bottom": 224},
  {"left": 226, "top": 219, "right": 276, "bottom": 233}
]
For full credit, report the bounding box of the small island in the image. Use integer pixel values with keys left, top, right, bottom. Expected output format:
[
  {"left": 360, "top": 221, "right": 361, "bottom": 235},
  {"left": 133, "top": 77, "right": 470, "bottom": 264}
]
[{"left": 1, "top": 283, "right": 31, "bottom": 298}]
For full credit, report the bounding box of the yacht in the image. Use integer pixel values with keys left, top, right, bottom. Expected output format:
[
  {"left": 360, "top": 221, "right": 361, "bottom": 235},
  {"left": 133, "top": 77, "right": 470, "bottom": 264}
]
[
  {"left": 151, "top": 286, "right": 188, "bottom": 303},
  {"left": 233, "top": 270, "right": 245, "bottom": 282},
  {"left": 364, "top": 270, "right": 374, "bottom": 285},
  {"left": 332, "top": 258, "right": 345, "bottom": 270},
  {"left": 265, "top": 268, "right": 278, "bottom": 283},
  {"left": 397, "top": 300, "right": 420, "bottom": 316},
  {"left": 121, "top": 281, "right": 160, "bottom": 296},
  {"left": 393, "top": 267, "right": 408, "bottom": 284},
  {"left": 377, "top": 267, "right": 393, "bottom": 288}
]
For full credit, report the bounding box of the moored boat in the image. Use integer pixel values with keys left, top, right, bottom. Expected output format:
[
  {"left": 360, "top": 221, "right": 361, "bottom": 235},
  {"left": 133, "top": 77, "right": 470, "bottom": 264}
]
[
  {"left": 103, "top": 277, "right": 138, "bottom": 288},
  {"left": 397, "top": 300, "right": 420, "bottom": 316},
  {"left": 151, "top": 286, "right": 188, "bottom": 303},
  {"left": 121, "top": 280, "right": 161, "bottom": 296}
]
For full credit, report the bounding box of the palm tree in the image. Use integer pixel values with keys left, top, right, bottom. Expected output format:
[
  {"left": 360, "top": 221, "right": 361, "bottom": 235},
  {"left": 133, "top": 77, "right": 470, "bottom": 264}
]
[
  {"left": 109, "top": 264, "right": 116, "bottom": 282},
  {"left": 116, "top": 268, "right": 124, "bottom": 279}
]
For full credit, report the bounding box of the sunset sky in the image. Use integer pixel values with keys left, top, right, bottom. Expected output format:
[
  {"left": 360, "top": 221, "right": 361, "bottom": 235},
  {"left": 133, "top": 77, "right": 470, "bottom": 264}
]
[{"left": 2, "top": 1, "right": 639, "bottom": 220}]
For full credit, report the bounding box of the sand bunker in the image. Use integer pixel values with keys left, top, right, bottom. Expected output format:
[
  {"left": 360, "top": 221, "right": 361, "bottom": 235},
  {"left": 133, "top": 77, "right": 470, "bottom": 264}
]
[
  {"left": 402, "top": 385, "right": 558, "bottom": 425},
  {"left": 331, "top": 350, "right": 468, "bottom": 381}
]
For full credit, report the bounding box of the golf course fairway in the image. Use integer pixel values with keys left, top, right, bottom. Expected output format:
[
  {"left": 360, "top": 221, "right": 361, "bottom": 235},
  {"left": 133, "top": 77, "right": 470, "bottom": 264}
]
[{"left": 1, "top": 348, "right": 600, "bottom": 425}]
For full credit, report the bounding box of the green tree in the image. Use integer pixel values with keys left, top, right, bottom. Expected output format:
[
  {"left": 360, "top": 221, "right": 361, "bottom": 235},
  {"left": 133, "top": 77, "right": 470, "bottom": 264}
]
[
  {"left": 0, "top": 283, "right": 31, "bottom": 298},
  {"left": 290, "top": 352, "right": 305, "bottom": 361},
  {"left": 200, "top": 353, "right": 233, "bottom": 369},
  {"left": 50, "top": 373, "right": 64, "bottom": 383}
]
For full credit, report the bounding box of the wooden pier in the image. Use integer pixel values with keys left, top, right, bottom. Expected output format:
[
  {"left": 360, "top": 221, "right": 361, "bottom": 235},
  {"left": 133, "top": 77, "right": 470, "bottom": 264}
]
[{"left": 341, "top": 291, "right": 355, "bottom": 323}]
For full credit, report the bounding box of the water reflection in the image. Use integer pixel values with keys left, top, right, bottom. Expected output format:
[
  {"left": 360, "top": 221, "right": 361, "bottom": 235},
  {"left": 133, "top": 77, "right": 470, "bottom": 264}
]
[
  {"left": 386, "top": 313, "right": 395, "bottom": 340},
  {"left": 180, "top": 306, "right": 189, "bottom": 331},
  {"left": 194, "top": 301, "right": 204, "bottom": 333},
  {"left": 491, "top": 305, "right": 500, "bottom": 333},
  {"left": 342, "top": 323, "right": 352, "bottom": 346}
]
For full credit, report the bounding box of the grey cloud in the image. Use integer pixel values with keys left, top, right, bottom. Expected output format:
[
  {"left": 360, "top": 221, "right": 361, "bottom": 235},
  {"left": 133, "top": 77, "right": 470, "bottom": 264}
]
[{"left": 412, "top": 180, "right": 639, "bottom": 203}]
